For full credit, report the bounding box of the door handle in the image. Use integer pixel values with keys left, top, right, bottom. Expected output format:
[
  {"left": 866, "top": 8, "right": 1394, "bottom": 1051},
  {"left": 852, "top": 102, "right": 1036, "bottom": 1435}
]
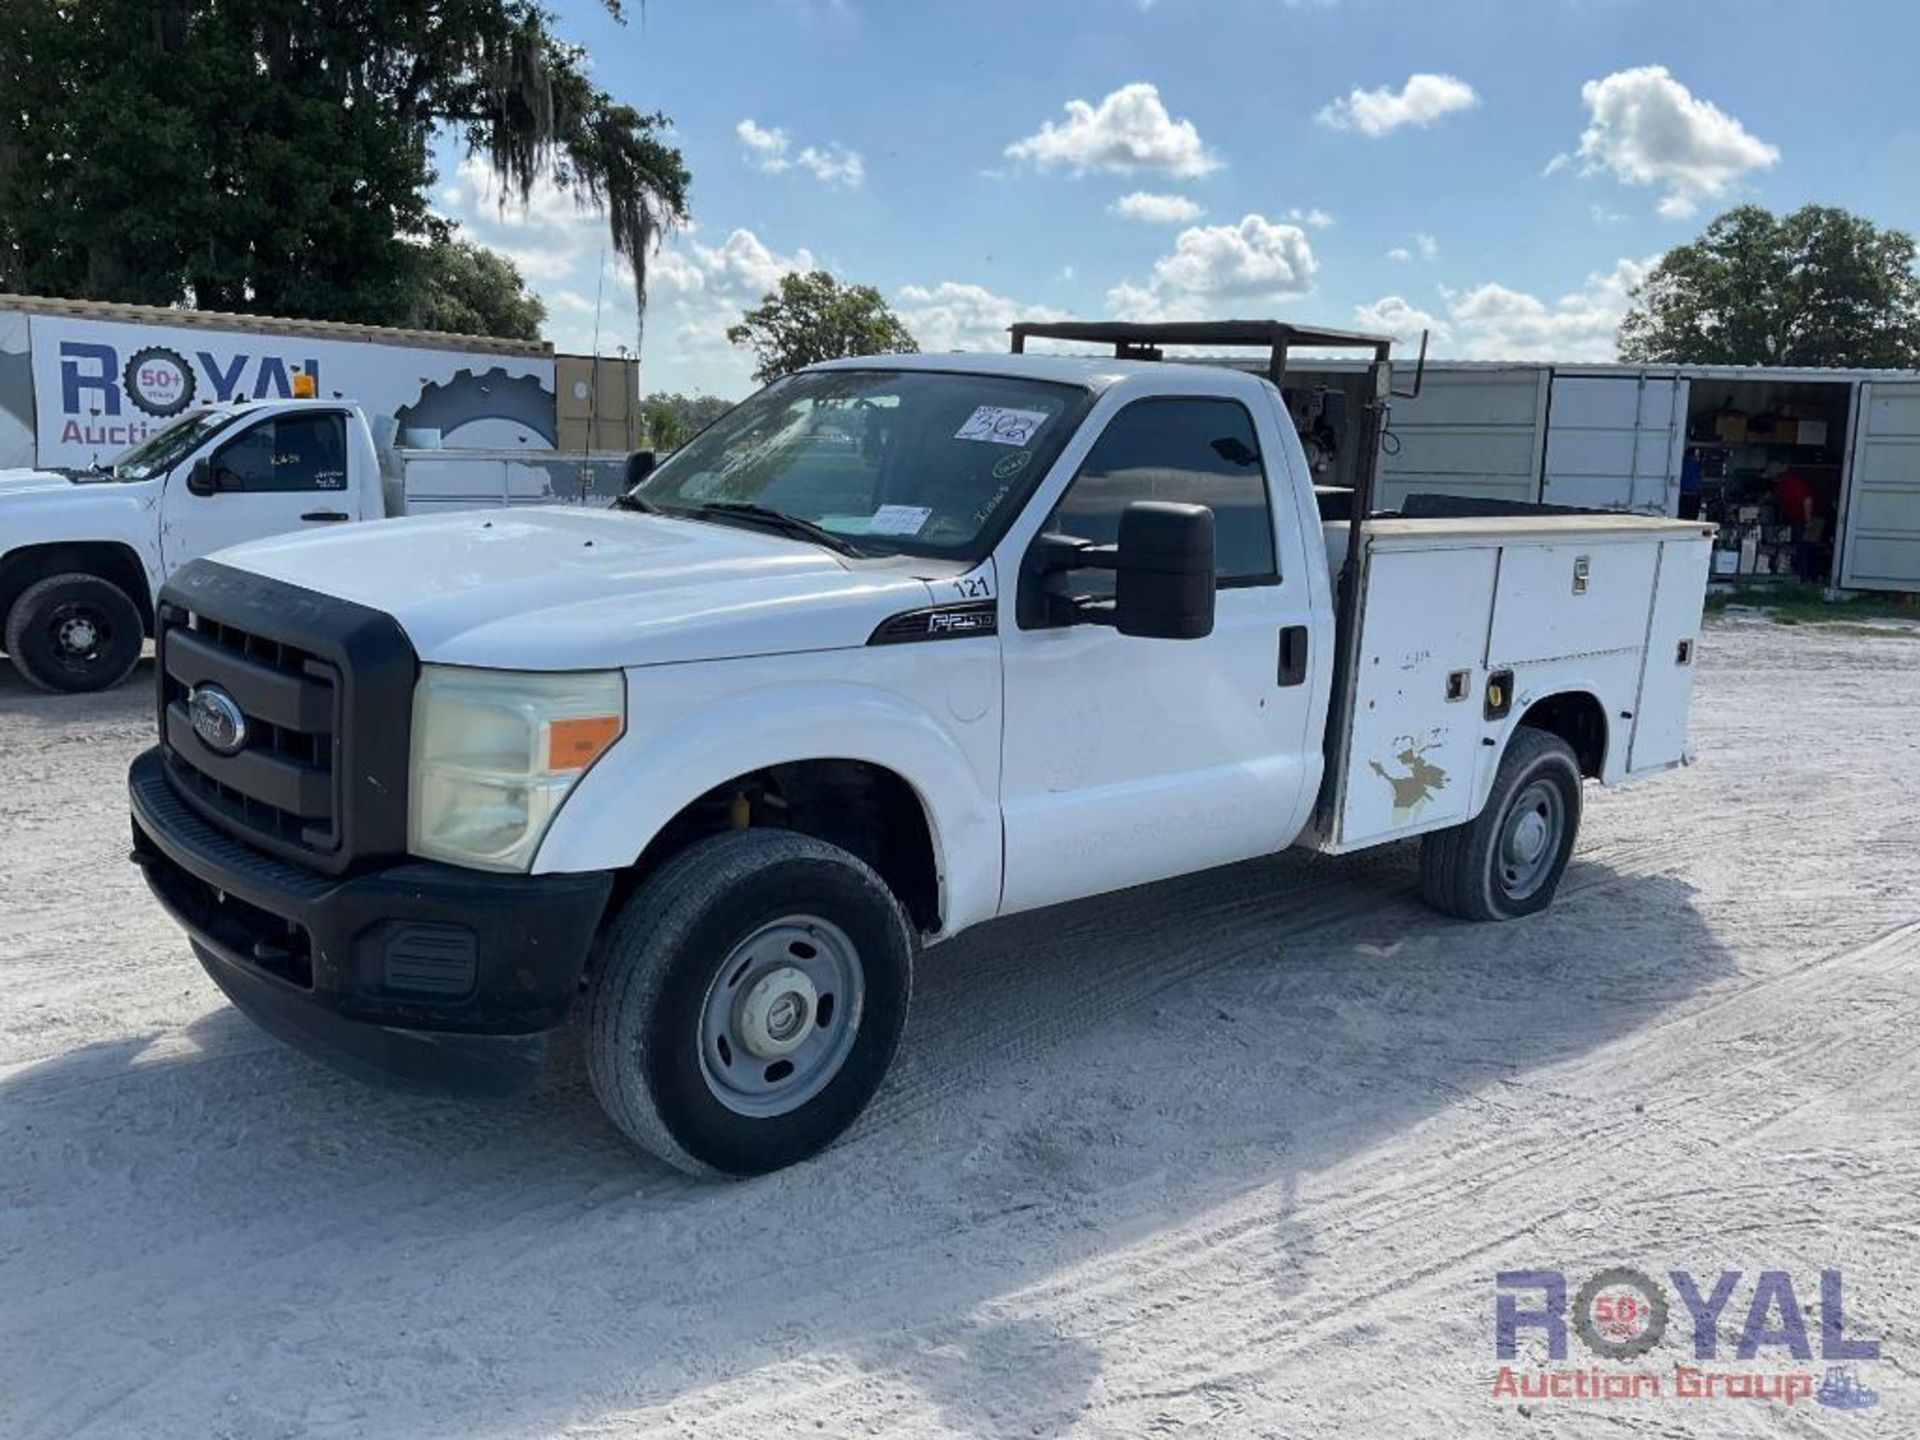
[
  {"left": 301, "top": 510, "right": 350, "bottom": 522},
  {"left": 1278, "top": 625, "right": 1309, "bottom": 687}
]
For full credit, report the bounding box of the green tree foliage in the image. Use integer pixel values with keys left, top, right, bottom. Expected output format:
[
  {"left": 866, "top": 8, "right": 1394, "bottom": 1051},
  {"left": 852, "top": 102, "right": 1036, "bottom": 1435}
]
[
  {"left": 0, "top": 0, "right": 689, "bottom": 339},
  {"left": 1619, "top": 205, "right": 1920, "bottom": 368},
  {"left": 726, "top": 271, "right": 918, "bottom": 385},
  {"left": 641, "top": 391, "right": 735, "bottom": 450},
  {"left": 404, "top": 234, "right": 546, "bottom": 341}
]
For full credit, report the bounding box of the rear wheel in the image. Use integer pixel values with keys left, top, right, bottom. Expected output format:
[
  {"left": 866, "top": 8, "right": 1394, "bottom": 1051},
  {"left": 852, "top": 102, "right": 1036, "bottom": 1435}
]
[
  {"left": 5, "top": 572, "right": 145, "bottom": 693},
  {"left": 1419, "top": 727, "right": 1582, "bottom": 921},
  {"left": 587, "top": 830, "right": 914, "bottom": 1177}
]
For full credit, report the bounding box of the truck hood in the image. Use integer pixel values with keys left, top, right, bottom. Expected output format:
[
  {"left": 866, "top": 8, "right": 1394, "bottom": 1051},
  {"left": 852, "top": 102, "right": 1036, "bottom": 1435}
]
[
  {"left": 215, "top": 507, "right": 947, "bottom": 669},
  {"left": 0, "top": 467, "right": 90, "bottom": 497}
]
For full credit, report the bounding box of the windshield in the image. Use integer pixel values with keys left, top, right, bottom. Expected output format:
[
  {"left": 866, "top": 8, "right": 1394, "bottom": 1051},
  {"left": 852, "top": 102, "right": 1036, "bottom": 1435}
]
[
  {"left": 105, "top": 409, "right": 242, "bottom": 482},
  {"left": 632, "top": 368, "right": 1091, "bottom": 559}
]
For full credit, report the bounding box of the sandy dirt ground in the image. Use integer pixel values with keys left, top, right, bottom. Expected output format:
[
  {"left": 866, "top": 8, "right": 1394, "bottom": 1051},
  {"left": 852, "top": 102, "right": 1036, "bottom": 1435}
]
[{"left": 1, "top": 617, "right": 1915, "bottom": 1439}]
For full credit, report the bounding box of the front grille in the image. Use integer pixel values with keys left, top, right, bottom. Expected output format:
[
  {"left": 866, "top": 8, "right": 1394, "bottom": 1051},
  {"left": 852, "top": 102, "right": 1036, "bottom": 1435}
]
[
  {"left": 160, "top": 614, "right": 343, "bottom": 855},
  {"left": 154, "top": 560, "right": 417, "bottom": 875}
]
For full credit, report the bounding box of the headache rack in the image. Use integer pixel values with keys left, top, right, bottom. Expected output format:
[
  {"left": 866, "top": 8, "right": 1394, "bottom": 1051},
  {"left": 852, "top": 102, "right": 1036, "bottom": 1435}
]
[{"left": 1008, "top": 318, "right": 1395, "bottom": 387}]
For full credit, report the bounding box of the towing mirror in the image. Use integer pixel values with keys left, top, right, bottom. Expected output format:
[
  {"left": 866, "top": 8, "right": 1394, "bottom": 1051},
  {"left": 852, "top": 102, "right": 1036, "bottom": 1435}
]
[
  {"left": 1112, "top": 501, "right": 1216, "bottom": 640},
  {"left": 1023, "top": 500, "right": 1216, "bottom": 639}
]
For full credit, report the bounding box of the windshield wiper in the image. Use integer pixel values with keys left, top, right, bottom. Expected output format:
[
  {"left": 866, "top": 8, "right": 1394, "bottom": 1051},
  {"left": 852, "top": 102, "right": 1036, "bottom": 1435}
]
[
  {"left": 610, "top": 491, "right": 660, "bottom": 514},
  {"left": 680, "top": 501, "right": 873, "bottom": 557}
]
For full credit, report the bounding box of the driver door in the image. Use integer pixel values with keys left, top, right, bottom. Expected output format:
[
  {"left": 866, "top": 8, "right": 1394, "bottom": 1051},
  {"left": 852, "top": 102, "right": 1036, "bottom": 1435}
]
[
  {"left": 997, "top": 393, "right": 1321, "bottom": 915},
  {"left": 158, "top": 411, "right": 354, "bottom": 574}
]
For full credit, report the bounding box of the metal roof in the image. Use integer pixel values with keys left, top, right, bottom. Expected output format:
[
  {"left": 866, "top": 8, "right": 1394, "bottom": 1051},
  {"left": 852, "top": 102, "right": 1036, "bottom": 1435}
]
[{"left": 0, "top": 291, "right": 552, "bottom": 357}]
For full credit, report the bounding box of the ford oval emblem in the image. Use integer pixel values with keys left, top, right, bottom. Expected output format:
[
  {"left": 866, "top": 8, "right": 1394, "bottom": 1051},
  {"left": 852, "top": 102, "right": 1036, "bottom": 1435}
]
[{"left": 188, "top": 685, "right": 248, "bottom": 757}]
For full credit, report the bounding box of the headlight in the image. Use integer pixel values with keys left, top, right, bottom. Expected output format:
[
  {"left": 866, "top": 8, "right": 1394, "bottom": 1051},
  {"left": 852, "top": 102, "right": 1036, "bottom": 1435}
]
[{"left": 409, "top": 665, "right": 626, "bottom": 872}]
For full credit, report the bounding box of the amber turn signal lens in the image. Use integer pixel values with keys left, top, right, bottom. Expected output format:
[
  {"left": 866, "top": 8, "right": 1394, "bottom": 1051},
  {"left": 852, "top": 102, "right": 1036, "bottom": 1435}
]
[{"left": 547, "top": 714, "right": 622, "bottom": 771}]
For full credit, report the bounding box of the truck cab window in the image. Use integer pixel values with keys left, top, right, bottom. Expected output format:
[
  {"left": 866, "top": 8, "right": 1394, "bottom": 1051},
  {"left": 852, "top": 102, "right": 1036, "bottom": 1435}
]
[
  {"left": 214, "top": 413, "right": 349, "bottom": 493},
  {"left": 1048, "top": 396, "right": 1278, "bottom": 588}
]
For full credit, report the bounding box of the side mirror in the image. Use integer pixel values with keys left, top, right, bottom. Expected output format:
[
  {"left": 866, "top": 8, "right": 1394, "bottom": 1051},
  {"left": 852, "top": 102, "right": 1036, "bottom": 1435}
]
[
  {"left": 187, "top": 459, "right": 216, "bottom": 496},
  {"left": 1023, "top": 500, "right": 1216, "bottom": 639},
  {"left": 1112, "top": 501, "right": 1216, "bottom": 640},
  {"left": 625, "top": 449, "right": 657, "bottom": 487}
]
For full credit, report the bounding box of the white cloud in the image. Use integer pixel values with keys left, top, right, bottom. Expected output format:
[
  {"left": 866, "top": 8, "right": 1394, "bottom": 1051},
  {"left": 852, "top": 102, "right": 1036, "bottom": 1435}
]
[
  {"left": 1006, "top": 82, "right": 1221, "bottom": 178},
  {"left": 895, "top": 282, "right": 1068, "bottom": 354},
  {"left": 1317, "top": 73, "right": 1479, "bottom": 136},
  {"left": 1286, "top": 207, "right": 1336, "bottom": 230},
  {"left": 1106, "top": 213, "right": 1318, "bottom": 320},
  {"left": 1569, "top": 66, "right": 1778, "bottom": 218},
  {"left": 1389, "top": 232, "right": 1438, "bottom": 262},
  {"left": 651, "top": 227, "right": 819, "bottom": 305},
  {"left": 1353, "top": 295, "right": 1449, "bottom": 349},
  {"left": 737, "top": 119, "right": 792, "bottom": 173},
  {"left": 1448, "top": 255, "right": 1657, "bottom": 360},
  {"left": 737, "top": 118, "right": 865, "bottom": 187},
  {"left": 1354, "top": 256, "right": 1659, "bottom": 363},
  {"left": 1111, "top": 190, "right": 1206, "bottom": 223},
  {"left": 437, "top": 157, "right": 610, "bottom": 284},
  {"left": 795, "top": 144, "right": 865, "bottom": 187}
]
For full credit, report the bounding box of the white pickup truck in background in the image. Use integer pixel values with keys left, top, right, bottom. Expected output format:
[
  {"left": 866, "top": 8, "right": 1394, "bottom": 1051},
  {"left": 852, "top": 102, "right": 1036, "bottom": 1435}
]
[
  {"left": 0, "top": 397, "right": 630, "bottom": 692},
  {"left": 126, "top": 321, "right": 1714, "bottom": 1177}
]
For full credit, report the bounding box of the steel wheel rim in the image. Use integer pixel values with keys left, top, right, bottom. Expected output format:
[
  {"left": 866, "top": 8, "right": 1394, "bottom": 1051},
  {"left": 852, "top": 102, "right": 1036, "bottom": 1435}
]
[
  {"left": 696, "top": 914, "right": 865, "bottom": 1118},
  {"left": 1497, "top": 778, "right": 1564, "bottom": 900},
  {"left": 46, "top": 601, "right": 112, "bottom": 673}
]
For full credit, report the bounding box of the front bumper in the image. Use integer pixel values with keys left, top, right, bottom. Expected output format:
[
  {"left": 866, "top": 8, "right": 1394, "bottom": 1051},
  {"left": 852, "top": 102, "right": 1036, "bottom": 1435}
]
[{"left": 129, "top": 747, "right": 613, "bottom": 1096}]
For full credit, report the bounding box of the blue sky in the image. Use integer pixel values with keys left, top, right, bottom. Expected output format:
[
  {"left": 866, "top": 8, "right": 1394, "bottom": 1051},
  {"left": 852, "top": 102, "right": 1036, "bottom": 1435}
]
[{"left": 438, "top": 0, "right": 1920, "bottom": 396}]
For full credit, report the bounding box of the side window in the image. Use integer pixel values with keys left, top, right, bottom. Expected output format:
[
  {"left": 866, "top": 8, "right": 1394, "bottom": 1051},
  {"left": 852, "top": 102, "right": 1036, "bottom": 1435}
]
[
  {"left": 1048, "top": 397, "right": 1277, "bottom": 589},
  {"left": 213, "top": 414, "right": 349, "bottom": 493}
]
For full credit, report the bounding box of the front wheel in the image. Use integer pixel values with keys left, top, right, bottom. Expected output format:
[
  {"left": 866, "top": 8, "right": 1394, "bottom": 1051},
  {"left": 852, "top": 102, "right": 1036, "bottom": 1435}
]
[
  {"left": 1418, "top": 727, "right": 1582, "bottom": 921},
  {"left": 5, "top": 572, "right": 146, "bottom": 693},
  {"left": 587, "top": 830, "right": 914, "bottom": 1177}
]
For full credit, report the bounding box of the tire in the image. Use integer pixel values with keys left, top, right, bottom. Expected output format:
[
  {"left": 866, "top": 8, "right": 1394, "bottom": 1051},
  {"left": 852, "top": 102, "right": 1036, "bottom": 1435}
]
[
  {"left": 587, "top": 830, "right": 914, "bottom": 1177},
  {"left": 1418, "top": 727, "right": 1582, "bottom": 921},
  {"left": 5, "top": 572, "right": 145, "bottom": 693}
]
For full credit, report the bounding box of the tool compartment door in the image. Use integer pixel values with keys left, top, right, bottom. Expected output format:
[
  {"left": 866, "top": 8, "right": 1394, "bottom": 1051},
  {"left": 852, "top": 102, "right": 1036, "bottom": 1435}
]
[
  {"left": 1338, "top": 545, "right": 1498, "bottom": 846},
  {"left": 1487, "top": 540, "right": 1660, "bottom": 665},
  {"left": 1628, "top": 536, "right": 1712, "bottom": 772}
]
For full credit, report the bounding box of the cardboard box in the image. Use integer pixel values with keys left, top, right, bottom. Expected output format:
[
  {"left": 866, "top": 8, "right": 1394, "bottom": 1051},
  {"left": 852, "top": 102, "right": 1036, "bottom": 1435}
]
[{"left": 1714, "top": 411, "right": 1749, "bottom": 443}]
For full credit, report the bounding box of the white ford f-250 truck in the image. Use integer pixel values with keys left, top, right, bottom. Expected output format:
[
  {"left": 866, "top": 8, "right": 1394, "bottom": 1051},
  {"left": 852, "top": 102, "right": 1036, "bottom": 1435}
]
[
  {"left": 0, "top": 395, "right": 628, "bottom": 692},
  {"left": 127, "top": 321, "right": 1713, "bottom": 1177}
]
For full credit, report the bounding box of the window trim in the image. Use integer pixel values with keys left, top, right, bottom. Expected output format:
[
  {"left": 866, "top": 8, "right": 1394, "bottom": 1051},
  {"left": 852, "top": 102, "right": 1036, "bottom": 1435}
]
[
  {"left": 1043, "top": 393, "right": 1283, "bottom": 592},
  {"left": 206, "top": 408, "right": 352, "bottom": 496}
]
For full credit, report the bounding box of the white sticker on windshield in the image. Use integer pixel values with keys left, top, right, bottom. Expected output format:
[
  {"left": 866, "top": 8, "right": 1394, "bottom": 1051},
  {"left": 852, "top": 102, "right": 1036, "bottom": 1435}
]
[
  {"left": 954, "top": 405, "right": 1051, "bottom": 447},
  {"left": 868, "top": 505, "right": 933, "bottom": 536}
]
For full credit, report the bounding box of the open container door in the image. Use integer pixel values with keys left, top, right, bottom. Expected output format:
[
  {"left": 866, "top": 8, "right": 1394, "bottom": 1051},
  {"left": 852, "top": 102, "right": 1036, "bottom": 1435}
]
[
  {"left": 1838, "top": 379, "right": 1920, "bottom": 593},
  {"left": 1542, "top": 371, "right": 1688, "bottom": 514}
]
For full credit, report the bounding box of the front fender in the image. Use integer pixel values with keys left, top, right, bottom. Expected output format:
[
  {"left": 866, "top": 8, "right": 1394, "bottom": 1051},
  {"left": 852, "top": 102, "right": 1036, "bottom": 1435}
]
[
  {"left": 532, "top": 665, "right": 1003, "bottom": 937},
  {"left": 0, "top": 485, "right": 165, "bottom": 596}
]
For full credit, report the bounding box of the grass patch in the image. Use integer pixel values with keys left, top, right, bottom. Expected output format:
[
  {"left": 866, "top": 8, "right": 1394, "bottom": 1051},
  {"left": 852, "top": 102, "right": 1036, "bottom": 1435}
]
[{"left": 1706, "top": 580, "right": 1920, "bottom": 631}]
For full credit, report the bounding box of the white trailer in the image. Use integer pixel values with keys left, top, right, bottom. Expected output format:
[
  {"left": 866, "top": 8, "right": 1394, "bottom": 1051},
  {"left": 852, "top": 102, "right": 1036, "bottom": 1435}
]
[{"left": 0, "top": 293, "right": 561, "bottom": 474}]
